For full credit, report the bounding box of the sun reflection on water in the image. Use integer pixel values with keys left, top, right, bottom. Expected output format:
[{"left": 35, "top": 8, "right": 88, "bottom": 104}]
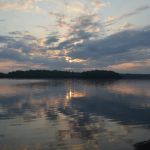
[{"left": 65, "top": 90, "right": 86, "bottom": 107}]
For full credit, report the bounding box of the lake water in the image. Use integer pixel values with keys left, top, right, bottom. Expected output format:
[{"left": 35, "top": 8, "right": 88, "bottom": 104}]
[{"left": 0, "top": 79, "right": 150, "bottom": 150}]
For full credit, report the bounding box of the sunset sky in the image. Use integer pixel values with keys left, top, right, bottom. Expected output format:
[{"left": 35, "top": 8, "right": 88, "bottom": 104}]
[{"left": 0, "top": 0, "right": 150, "bottom": 73}]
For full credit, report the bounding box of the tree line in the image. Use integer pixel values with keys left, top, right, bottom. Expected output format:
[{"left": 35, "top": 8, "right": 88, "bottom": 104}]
[
  {"left": 0, "top": 70, "right": 150, "bottom": 79},
  {"left": 0, "top": 70, "right": 121, "bottom": 79}
]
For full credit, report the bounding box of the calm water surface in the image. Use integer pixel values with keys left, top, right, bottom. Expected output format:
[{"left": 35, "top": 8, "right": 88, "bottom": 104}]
[{"left": 0, "top": 79, "right": 150, "bottom": 150}]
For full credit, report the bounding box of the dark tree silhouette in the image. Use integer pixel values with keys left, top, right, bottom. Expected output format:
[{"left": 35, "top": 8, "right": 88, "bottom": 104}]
[
  {"left": 1, "top": 70, "right": 150, "bottom": 79},
  {"left": 0, "top": 70, "right": 121, "bottom": 79}
]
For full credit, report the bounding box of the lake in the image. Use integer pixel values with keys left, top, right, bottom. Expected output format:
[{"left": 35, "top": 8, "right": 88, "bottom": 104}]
[{"left": 0, "top": 79, "right": 150, "bottom": 150}]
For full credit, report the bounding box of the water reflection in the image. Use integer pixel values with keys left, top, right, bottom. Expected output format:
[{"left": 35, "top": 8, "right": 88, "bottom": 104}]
[
  {"left": 0, "top": 79, "right": 150, "bottom": 150},
  {"left": 107, "top": 80, "right": 150, "bottom": 104}
]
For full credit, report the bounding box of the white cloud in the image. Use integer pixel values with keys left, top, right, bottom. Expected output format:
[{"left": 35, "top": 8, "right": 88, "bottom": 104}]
[{"left": 0, "top": 0, "right": 47, "bottom": 13}]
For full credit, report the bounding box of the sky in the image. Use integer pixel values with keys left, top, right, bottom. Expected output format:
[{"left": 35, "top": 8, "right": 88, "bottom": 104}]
[{"left": 0, "top": 0, "right": 150, "bottom": 73}]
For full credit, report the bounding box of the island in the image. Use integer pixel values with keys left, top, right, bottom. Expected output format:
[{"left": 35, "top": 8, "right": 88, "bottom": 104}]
[{"left": 0, "top": 70, "right": 150, "bottom": 80}]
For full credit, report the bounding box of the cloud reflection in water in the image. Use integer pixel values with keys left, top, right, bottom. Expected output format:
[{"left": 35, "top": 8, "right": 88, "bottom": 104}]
[{"left": 0, "top": 79, "right": 150, "bottom": 150}]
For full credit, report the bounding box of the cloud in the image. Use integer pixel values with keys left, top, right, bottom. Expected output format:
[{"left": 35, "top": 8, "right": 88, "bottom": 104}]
[
  {"left": 0, "top": 34, "right": 42, "bottom": 63},
  {"left": 48, "top": 13, "right": 104, "bottom": 50},
  {"left": 0, "top": 1, "right": 150, "bottom": 73},
  {"left": 1, "top": 26, "right": 150, "bottom": 72},
  {"left": 65, "top": 26, "right": 150, "bottom": 72},
  {"left": 107, "top": 59, "right": 150, "bottom": 73},
  {"left": 0, "top": 32, "right": 87, "bottom": 72},
  {"left": 42, "top": 24, "right": 150, "bottom": 72},
  {"left": 119, "top": 23, "right": 135, "bottom": 30},
  {"left": 118, "top": 5, "right": 150, "bottom": 20},
  {"left": 66, "top": 2, "right": 85, "bottom": 14},
  {"left": 91, "top": 0, "right": 109, "bottom": 11},
  {"left": 45, "top": 36, "right": 59, "bottom": 45},
  {"left": 0, "top": 35, "right": 15, "bottom": 44},
  {"left": 0, "top": 0, "right": 46, "bottom": 13},
  {"left": 0, "top": 0, "right": 34, "bottom": 10},
  {"left": 70, "top": 26, "right": 150, "bottom": 58},
  {"left": 5, "top": 34, "right": 41, "bottom": 53},
  {"left": 8, "top": 31, "right": 23, "bottom": 35},
  {"left": 0, "top": 60, "right": 46, "bottom": 72},
  {"left": 0, "top": 19, "right": 5, "bottom": 22},
  {"left": 0, "top": 48, "right": 28, "bottom": 62},
  {"left": 103, "top": 5, "right": 150, "bottom": 31},
  {"left": 47, "top": 0, "right": 106, "bottom": 42}
]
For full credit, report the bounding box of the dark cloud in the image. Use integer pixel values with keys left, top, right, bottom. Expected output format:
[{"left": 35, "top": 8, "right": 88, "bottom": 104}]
[
  {"left": 0, "top": 34, "right": 41, "bottom": 53},
  {"left": 65, "top": 26, "right": 150, "bottom": 70},
  {"left": 69, "top": 26, "right": 150, "bottom": 58},
  {"left": 0, "top": 33, "right": 85, "bottom": 71},
  {"left": 0, "top": 48, "right": 28, "bottom": 62},
  {"left": 70, "top": 14, "right": 104, "bottom": 38},
  {"left": 0, "top": 35, "right": 15, "bottom": 44},
  {"left": 45, "top": 36, "right": 59, "bottom": 45},
  {"left": 30, "top": 56, "right": 85, "bottom": 71},
  {"left": 43, "top": 25, "right": 150, "bottom": 72},
  {"left": 1, "top": 25, "right": 150, "bottom": 72},
  {"left": 9, "top": 31, "right": 23, "bottom": 35},
  {"left": 0, "top": 34, "right": 40, "bottom": 63},
  {"left": 49, "top": 38, "right": 77, "bottom": 50}
]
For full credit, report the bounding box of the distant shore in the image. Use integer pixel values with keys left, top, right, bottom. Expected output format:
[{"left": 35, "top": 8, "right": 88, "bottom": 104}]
[{"left": 0, "top": 70, "right": 150, "bottom": 80}]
